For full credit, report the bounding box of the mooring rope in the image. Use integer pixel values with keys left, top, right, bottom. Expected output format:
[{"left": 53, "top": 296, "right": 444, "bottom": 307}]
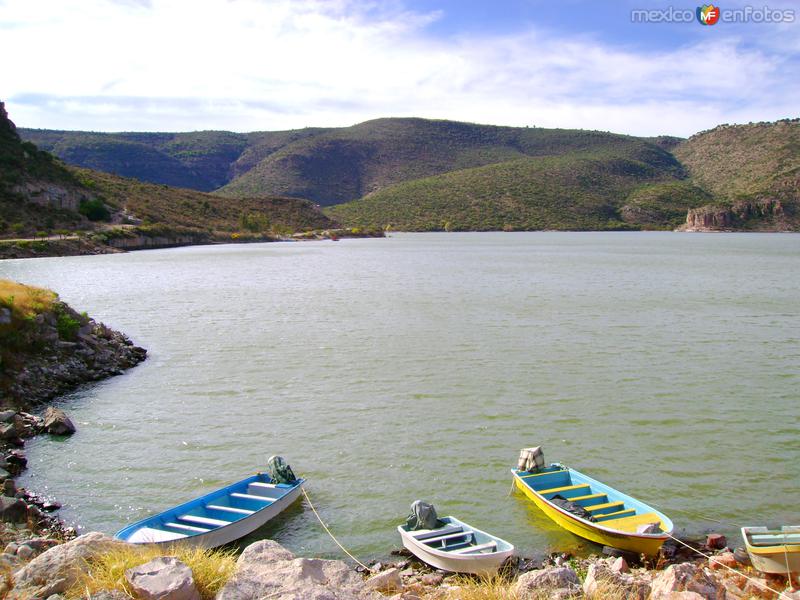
[
  {"left": 664, "top": 532, "right": 793, "bottom": 599},
  {"left": 302, "top": 487, "right": 372, "bottom": 573}
]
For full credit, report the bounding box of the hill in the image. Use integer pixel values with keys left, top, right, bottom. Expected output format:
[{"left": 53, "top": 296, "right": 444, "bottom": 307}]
[
  {"left": 674, "top": 119, "right": 800, "bottom": 230},
  {"left": 17, "top": 114, "right": 800, "bottom": 232},
  {"left": 215, "top": 118, "right": 687, "bottom": 205},
  {"left": 328, "top": 145, "right": 692, "bottom": 231},
  {"left": 1, "top": 102, "right": 336, "bottom": 249}
]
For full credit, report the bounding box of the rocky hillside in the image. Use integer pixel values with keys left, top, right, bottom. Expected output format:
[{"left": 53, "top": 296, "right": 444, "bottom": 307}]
[
  {"left": 1, "top": 102, "right": 337, "bottom": 249},
  {"left": 674, "top": 119, "right": 800, "bottom": 231}
]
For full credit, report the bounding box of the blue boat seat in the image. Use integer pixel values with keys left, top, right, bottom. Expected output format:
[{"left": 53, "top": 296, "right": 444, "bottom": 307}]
[
  {"left": 231, "top": 492, "right": 274, "bottom": 503},
  {"left": 570, "top": 493, "right": 607, "bottom": 506},
  {"left": 451, "top": 541, "right": 497, "bottom": 554},
  {"left": 164, "top": 521, "right": 211, "bottom": 533},
  {"left": 179, "top": 515, "right": 230, "bottom": 528},
  {"left": 207, "top": 504, "right": 255, "bottom": 516}
]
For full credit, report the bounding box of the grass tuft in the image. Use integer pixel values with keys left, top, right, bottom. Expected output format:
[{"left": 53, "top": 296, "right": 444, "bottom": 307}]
[{"left": 67, "top": 543, "right": 238, "bottom": 600}]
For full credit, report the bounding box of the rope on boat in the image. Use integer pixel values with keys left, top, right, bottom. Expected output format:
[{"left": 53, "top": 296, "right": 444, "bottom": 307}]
[
  {"left": 664, "top": 532, "right": 794, "bottom": 599},
  {"left": 302, "top": 487, "right": 372, "bottom": 573}
]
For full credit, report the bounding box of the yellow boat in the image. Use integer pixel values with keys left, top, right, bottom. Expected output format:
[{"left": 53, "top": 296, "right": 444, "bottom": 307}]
[
  {"left": 512, "top": 461, "right": 673, "bottom": 556},
  {"left": 742, "top": 526, "right": 800, "bottom": 575}
]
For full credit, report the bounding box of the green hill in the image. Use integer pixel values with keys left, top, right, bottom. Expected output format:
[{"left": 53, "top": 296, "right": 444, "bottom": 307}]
[
  {"left": 2, "top": 102, "right": 334, "bottom": 242},
  {"left": 328, "top": 145, "right": 690, "bottom": 231},
  {"left": 674, "top": 119, "right": 800, "bottom": 200},
  {"left": 216, "top": 118, "right": 685, "bottom": 205}
]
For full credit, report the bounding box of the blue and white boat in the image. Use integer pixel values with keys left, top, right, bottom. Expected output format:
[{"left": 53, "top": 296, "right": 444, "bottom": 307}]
[{"left": 115, "top": 471, "right": 305, "bottom": 548}]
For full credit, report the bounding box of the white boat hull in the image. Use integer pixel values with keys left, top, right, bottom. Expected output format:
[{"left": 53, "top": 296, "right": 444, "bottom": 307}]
[{"left": 398, "top": 516, "right": 514, "bottom": 576}]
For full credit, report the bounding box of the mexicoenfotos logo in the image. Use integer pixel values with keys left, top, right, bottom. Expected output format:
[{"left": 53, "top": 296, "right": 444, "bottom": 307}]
[
  {"left": 631, "top": 4, "right": 796, "bottom": 24},
  {"left": 697, "top": 4, "right": 720, "bottom": 25}
]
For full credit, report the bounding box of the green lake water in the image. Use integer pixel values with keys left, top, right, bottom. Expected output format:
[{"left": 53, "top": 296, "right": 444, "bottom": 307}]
[{"left": 2, "top": 232, "right": 798, "bottom": 559}]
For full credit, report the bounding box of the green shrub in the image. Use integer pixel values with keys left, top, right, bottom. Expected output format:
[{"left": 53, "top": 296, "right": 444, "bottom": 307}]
[
  {"left": 78, "top": 198, "right": 111, "bottom": 221},
  {"left": 55, "top": 308, "right": 80, "bottom": 341}
]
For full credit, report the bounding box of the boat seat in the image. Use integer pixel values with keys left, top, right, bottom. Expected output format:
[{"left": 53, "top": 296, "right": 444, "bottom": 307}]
[
  {"left": 750, "top": 534, "right": 800, "bottom": 546},
  {"left": 410, "top": 525, "right": 462, "bottom": 541},
  {"left": 422, "top": 530, "right": 474, "bottom": 546},
  {"left": 594, "top": 508, "right": 636, "bottom": 522},
  {"left": 538, "top": 483, "right": 590, "bottom": 495},
  {"left": 519, "top": 469, "right": 567, "bottom": 479},
  {"left": 231, "top": 492, "right": 274, "bottom": 502},
  {"left": 600, "top": 511, "right": 664, "bottom": 533},
  {"left": 250, "top": 482, "right": 277, "bottom": 489},
  {"left": 451, "top": 541, "right": 497, "bottom": 555},
  {"left": 128, "top": 527, "right": 188, "bottom": 543},
  {"left": 207, "top": 504, "right": 255, "bottom": 515},
  {"left": 586, "top": 501, "right": 625, "bottom": 514},
  {"left": 178, "top": 515, "right": 230, "bottom": 528},
  {"left": 164, "top": 521, "right": 211, "bottom": 533}
]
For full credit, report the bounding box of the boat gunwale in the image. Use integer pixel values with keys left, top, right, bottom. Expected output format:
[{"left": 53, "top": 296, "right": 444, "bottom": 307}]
[
  {"left": 742, "top": 526, "right": 800, "bottom": 555},
  {"left": 115, "top": 474, "right": 305, "bottom": 541},
  {"left": 398, "top": 516, "right": 514, "bottom": 561},
  {"left": 511, "top": 467, "right": 672, "bottom": 542}
]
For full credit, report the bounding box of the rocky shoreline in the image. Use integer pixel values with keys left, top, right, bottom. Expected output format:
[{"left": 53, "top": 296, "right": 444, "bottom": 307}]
[
  {"left": 0, "top": 527, "right": 797, "bottom": 599},
  {"left": 0, "top": 228, "right": 385, "bottom": 260},
  {"left": 0, "top": 280, "right": 147, "bottom": 578}
]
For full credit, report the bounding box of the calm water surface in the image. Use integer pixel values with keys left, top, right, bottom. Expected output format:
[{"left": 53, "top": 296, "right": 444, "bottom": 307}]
[{"left": 1, "top": 232, "right": 798, "bottom": 559}]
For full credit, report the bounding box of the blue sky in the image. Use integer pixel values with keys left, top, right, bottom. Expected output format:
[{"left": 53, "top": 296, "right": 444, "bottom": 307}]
[{"left": 1, "top": 0, "right": 798, "bottom": 136}]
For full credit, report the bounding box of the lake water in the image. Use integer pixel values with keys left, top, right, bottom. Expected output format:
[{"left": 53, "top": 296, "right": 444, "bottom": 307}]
[{"left": 2, "top": 232, "right": 798, "bottom": 560}]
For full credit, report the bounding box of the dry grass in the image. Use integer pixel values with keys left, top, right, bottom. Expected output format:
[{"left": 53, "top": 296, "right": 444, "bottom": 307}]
[
  {"left": 428, "top": 573, "right": 633, "bottom": 600},
  {"left": 67, "top": 543, "right": 238, "bottom": 600},
  {"left": 0, "top": 279, "right": 56, "bottom": 318},
  {"left": 434, "top": 574, "right": 521, "bottom": 600}
]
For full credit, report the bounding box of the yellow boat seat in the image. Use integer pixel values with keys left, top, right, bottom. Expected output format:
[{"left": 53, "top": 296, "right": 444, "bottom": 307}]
[
  {"left": 586, "top": 501, "right": 625, "bottom": 514},
  {"left": 519, "top": 469, "right": 568, "bottom": 479},
  {"left": 538, "top": 483, "right": 590, "bottom": 495},
  {"left": 600, "top": 511, "right": 665, "bottom": 533}
]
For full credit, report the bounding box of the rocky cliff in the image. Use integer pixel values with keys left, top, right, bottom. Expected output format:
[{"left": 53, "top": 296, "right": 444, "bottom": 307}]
[{"left": 682, "top": 198, "right": 794, "bottom": 232}]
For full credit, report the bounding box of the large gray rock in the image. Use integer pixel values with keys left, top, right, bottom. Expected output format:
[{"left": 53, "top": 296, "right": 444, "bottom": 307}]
[
  {"left": 0, "top": 496, "right": 28, "bottom": 523},
  {"left": 649, "top": 563, "right": 722, "bottom": 600},
  {"left": 11, "top": 532, "right": 127, "bottom": 599},
  {"left": 43, "top": 407, "right": 76, "bottom": 435},
  {"left": 515, "top": 566, "right": 581, "bottom": 599},
  {"left": 125, "top": 556, "right": 200, "bottom": 600},
  {"left": 216, "top": 539, "right": 380, "bottom": 600}
]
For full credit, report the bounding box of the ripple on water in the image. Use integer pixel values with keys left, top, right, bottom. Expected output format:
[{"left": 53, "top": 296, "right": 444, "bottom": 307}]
[{"left": 3, "top": 232, "right": 799, "bottom": 557}]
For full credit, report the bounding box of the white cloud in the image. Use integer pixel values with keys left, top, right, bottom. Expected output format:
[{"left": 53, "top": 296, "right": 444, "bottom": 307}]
[{"left": 1, "top": 0, "right": 797, "bottom": 136}]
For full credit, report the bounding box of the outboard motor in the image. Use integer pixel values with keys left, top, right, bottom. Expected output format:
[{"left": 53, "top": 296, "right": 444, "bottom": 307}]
[
  {"left": 518, "top": 446, "right": 545, "bottom": 473},
  {"left": 266, "top": 455, "right": 297, "bottom": 484},
  {"left": 406, "top": 500, "right": 442, "bottom": 531}
]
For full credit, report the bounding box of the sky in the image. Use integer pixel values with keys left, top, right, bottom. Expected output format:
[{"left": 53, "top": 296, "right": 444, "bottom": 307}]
[{"left": 1, "top": 0, "right": 798, "bottom": 136}]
